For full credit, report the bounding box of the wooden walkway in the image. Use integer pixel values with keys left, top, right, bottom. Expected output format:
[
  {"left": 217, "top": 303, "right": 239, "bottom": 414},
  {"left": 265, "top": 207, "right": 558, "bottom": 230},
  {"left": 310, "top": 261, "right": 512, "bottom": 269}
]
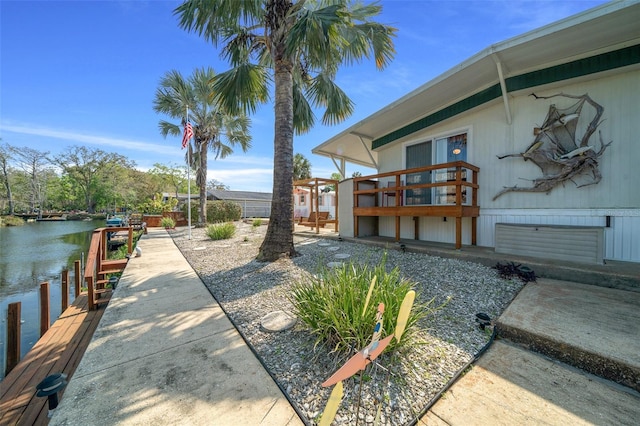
[{"left": 0, "top": 294, "right": 106, "bottom": 425}]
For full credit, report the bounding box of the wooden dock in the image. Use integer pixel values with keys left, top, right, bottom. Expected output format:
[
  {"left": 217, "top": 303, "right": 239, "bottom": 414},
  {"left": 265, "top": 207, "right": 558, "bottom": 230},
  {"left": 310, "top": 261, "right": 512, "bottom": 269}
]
[{"left": 0, "top": 294, "right": 106, "bottom": 425}]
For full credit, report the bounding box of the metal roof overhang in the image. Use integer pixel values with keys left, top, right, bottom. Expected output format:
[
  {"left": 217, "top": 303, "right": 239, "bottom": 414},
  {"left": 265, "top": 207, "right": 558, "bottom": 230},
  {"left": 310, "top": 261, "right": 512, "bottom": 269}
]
[{"left": 312, "top": 1, "right": 640, "bottom": 169}]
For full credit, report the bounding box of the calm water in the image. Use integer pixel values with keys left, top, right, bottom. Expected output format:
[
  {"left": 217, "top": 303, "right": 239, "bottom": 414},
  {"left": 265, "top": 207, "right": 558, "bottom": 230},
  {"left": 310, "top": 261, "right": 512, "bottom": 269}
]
[{"left": 0, "top": 220, "right": 103, "bottom": 379}]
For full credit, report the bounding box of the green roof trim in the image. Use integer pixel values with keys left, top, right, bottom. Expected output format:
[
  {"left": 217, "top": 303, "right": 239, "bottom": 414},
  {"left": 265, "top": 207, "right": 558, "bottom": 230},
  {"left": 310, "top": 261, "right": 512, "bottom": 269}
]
[{"left": 372, "top": 44, "right": 640, "bottom": 150}]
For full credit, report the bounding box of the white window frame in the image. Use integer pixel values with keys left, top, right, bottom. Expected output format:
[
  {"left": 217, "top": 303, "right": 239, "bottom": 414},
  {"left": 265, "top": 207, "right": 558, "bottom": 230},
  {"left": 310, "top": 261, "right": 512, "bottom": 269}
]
[{"left": 401, "top": 126, "right": 471, "bottom": 205}]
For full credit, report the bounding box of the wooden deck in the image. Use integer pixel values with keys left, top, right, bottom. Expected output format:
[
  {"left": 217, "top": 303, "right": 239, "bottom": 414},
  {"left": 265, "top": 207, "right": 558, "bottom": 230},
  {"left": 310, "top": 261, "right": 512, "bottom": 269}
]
[{"left": 0, "top": 294, "right": 106, "bottom": 425}]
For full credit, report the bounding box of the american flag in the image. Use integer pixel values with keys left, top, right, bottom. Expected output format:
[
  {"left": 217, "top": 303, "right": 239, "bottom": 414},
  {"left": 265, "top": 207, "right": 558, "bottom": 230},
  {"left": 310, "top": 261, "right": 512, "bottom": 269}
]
[{"left": 182, "top": 121, "right": 193, "bottom": 149}]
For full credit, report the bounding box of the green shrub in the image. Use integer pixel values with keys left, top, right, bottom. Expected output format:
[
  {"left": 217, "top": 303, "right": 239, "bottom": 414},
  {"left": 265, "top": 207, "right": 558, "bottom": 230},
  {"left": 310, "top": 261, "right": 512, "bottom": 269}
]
[
  {"left": 160, "top": 217, "right": 176, "bottom": 228},
  {"left": 206, "top": 201, "right": 242, "bottom": 223},
  {"left": 206, "top": 222, "right": 236, "bottom": 240},
  {"left": 1, "top": 215, "right": 25, "bottom": 227},
  {"left": 137, "top": 193, "right": 177, "bottom": 214},
  {"left": 252, "top": 218, "right": 262, "bottom": 228},
  {"left": 289, "top": 253, "right": 434, "bottom": 355}
]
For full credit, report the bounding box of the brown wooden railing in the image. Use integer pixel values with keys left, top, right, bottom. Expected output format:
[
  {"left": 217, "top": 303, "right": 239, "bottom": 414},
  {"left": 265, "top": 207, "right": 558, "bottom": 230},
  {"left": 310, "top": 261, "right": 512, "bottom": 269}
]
[
  {"left": 352, "top": 161, "right": 480, "bottom": 248},
  {"left": 84, "top": 226, "right": 133, "bottom": 310}
]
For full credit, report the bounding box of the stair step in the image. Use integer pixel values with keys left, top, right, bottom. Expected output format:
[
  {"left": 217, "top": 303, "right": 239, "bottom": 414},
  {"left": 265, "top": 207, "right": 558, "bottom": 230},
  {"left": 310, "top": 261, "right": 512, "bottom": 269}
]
[
  {"left": 99, "top": 269, "right": 124, "bottom": 276},
  {"left": 497, "top": 278, "right": 640, "bottom": 392}
]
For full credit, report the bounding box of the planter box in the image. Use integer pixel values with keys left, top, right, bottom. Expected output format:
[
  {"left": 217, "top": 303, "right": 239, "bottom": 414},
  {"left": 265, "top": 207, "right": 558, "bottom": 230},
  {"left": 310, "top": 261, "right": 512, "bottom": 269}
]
[
  {"left": 142, "top": 215, "right": 163, "bottom": 227},
  {"left": 142, "top": 213, "right": 187, "bottom": 228}
]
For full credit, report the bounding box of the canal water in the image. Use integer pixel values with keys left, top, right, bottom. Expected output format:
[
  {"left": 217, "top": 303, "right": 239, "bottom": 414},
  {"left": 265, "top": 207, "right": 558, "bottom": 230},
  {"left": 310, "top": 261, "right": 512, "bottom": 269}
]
[{"left": 0, "top": 219, "right": 103, "bottom": 380}]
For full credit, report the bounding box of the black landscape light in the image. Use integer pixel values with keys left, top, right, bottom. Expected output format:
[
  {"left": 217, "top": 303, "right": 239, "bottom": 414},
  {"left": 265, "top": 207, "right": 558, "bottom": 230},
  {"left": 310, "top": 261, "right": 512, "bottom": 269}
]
[
  {"left": 475, "top": 312, "right": 492, "bottom": 330},
  {"left": 36, "top": 373, "right": 68, "bottom": 417}
]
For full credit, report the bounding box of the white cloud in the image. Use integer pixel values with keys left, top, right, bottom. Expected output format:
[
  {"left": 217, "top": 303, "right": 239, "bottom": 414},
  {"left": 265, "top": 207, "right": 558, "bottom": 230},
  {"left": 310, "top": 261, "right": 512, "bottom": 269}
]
[{"left": 1, "top": 123, "right": 177, "bottom": 156}]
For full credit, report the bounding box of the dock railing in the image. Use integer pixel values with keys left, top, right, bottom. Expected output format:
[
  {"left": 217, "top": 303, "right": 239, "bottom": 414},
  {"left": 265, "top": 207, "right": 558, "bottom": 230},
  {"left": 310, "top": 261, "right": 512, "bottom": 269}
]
[{"left": 84, "top": 226, "right": 133, "bottom": 310}]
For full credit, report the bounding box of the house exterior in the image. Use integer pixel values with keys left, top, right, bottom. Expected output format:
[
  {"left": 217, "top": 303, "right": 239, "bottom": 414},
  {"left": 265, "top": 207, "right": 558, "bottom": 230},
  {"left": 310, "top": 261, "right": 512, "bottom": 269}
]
[
  {"left": 312, "top": 1, "right": 640, "bottom": 264},
  {"left": 294, "top": 187, "right": 337, "bottom": 219},
  {"left": 207, "top": 190, "right": 272, "bottom": 218}
]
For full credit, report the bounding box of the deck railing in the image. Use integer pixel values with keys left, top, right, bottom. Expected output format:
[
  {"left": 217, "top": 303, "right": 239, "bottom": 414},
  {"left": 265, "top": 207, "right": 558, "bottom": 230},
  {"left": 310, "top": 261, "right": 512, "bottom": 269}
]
[
  {"left": 84, "top": 226, "right": 133, "bottom": 310},
  {"left": 352, "top": 161, "right": 480, "bottom": 248}
]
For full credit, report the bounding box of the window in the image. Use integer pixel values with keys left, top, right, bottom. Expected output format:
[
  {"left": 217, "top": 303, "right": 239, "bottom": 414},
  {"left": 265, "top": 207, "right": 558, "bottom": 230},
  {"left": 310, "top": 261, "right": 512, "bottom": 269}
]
[
  {"left": 299, "top": 194, "right": 305, "bottom": 204},
  {"left": 404, "top": 131, "right": 468, "bottom": 205},
  {"left": 317, "top": 194, "right": 324, "bottom": 206}
]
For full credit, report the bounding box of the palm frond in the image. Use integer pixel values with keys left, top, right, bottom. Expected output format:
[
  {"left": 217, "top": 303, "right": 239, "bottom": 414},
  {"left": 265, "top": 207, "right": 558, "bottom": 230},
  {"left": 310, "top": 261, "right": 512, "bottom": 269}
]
[
  {"left": 211, "top": 64, "right": 270, "bottom": 116},
  {"left": 306, "top": 73, "right": 353, "bottom": 126},
  {"left": 292, "top": 81, "right": 315, "bottom": 134},
  {"left": 158, "top": 120, "right": 182, "bottom": 138},
  {"left": 174, "top": 0, "right": 264, "bottom": 45}
]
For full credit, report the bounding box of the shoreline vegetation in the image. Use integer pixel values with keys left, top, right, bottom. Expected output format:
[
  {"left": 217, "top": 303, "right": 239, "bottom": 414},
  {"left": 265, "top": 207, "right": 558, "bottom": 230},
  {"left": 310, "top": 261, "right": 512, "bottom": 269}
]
[{"left": 0, "top": 213, "right": 108, "bottom": 227}]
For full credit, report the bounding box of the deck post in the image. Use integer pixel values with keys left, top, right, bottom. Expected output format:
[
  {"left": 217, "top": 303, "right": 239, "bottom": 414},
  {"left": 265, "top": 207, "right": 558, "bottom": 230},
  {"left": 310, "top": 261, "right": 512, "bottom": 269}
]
[
  {"left": 127, "top": 227, "right": 133, "bottom": 255},
  {"left": 455, "top": 217, "right": 462, "bottom": 249},
  {"left": 5, "top": 302, "right": 21, "bottom": 375},
  {"left": 74, "top": 260, "right": 81, "bottom": 298},
  {"left": 40, "top": 282, "right": 50, "bottom": 337},
  {"left": 87, "top": 276, "right": 95, "bottom": 311},
  {"left": 61, "top": 270, "right": 69, "bottom": 311}
]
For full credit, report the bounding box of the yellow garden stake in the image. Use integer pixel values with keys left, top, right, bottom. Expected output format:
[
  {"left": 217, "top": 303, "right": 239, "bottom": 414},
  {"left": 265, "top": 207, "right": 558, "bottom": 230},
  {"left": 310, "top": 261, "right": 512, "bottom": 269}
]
[
  {"left": 362, "top": 275, "right": 377, "bottom": 318},
  {"left": 394, "top": 290, "right": 415, "bottom": 343},
  {"left": 319, "top": 381, "right": 343, "bottom": 426}
]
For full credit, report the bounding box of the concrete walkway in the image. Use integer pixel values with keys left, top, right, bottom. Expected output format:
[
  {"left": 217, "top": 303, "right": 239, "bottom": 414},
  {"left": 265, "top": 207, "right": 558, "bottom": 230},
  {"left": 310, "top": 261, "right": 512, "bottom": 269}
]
[
  {"left": 50, "top": 228, "right": 640, "bottom": 425},
  {"left": 51, "top": 229, "right": 302, "bottom": 425},
  {"left": 423, "top": 278, "right": 640, "bottom": 425}
]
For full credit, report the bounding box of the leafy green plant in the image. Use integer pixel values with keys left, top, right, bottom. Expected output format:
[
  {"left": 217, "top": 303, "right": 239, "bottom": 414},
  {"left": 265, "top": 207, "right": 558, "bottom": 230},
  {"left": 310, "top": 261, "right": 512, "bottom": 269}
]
[
  {"left": 289, "top": 253, "right": 434, "bottom": 355},
  {"left": 206, "top": 222, "right": 236, "bottom": 240},
  {"left": 252, "top": 218, "right": 262, "bottom": 228},
  {"left": 160, "top": 216, "right": 176, "bottom": 228},
  {"left": 206, "top": 201, "right": 241, "bottom": 223},
  {"left": 137, "top": 193, "right": 177, "bottom": 214}
]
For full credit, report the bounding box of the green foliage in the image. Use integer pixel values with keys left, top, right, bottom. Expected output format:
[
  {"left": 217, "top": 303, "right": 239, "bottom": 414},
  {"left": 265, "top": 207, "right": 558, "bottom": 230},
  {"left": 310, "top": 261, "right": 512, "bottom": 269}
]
[
  {"left": 160, "top": 216, "right": 176, "bottom": 228},
  {"left": 0, "top": 215, "right": 25, "bottom": 226},
  {"left": 137, "top": 193, "right": 177, "bottom": 214},
  {"left": 289, "top": 254, "right": 434, "bottom": 355},
  {"left": 205, "top": 222, "right": 236, "bottom": 240},
  {"left": 206, "top": 200, "right": 241, "bottom": 223},
  {"left": 252, "top": 218, "right": 262, "bottom": 228},
  {"left": 108, "top": 243, "right": 129, "bottom": 260}
]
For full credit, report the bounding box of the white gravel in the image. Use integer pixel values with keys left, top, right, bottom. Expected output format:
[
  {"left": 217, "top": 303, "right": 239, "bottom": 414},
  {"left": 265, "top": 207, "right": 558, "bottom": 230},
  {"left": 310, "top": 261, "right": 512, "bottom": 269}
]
[{"left": 170, "top": 222, "right": 524, "bottom": 425}]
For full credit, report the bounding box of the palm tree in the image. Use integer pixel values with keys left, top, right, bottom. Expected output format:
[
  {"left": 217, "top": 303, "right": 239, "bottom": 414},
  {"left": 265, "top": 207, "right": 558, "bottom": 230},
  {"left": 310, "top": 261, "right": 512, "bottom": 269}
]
[
  {"left": 175, "top": 0, "right": 395, "bottom": 261},
  {"left": 154, "top": 67, "right": 251, "bottom": 226},
  {"left": 293, "top": 153, "right": 312, "bottom": 181}
]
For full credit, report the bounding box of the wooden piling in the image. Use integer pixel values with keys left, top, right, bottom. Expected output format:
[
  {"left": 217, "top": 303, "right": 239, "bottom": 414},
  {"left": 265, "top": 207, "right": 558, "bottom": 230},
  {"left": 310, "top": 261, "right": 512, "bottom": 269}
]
[
  {"left": 39, "top": 282, "right": 50, "bottom": 337},
  {"left": 5, "top": 302, "right": 21, "bottom": 376},
  {"left": 74, "top": 259, "right": 81, "bottom": 297},
  {"left": 62, "top": 269, "right": 70, "bottom": 311}
]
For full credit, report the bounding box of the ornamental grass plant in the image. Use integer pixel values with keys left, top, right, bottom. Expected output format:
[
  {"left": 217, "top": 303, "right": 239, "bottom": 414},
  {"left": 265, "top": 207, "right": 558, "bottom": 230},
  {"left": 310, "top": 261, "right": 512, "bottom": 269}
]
[
  {"left": 206, "top": 222, "right": 236, "bottom": 240},
  {"left": 289, "top": 253, "right": 435, "bottom": 355}
]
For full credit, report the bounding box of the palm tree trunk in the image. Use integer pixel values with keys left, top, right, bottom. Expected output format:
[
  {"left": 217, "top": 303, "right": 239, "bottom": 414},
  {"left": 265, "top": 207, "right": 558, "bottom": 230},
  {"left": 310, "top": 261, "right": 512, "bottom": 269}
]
[{"left": 258, "top": 59, "right": 296, "bottom": 261}]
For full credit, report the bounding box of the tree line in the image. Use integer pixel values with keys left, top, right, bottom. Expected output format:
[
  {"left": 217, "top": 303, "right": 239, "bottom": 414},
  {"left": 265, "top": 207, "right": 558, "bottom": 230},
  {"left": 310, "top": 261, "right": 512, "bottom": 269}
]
[{"left": 0, "top": 140, "right": 220, "bottom": 216}]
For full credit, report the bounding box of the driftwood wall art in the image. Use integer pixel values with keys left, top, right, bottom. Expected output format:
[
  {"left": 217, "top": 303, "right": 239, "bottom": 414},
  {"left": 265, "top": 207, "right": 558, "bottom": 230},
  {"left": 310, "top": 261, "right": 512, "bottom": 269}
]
[{"left": 493, "top": 93, "right": 612, "bottom": 200}]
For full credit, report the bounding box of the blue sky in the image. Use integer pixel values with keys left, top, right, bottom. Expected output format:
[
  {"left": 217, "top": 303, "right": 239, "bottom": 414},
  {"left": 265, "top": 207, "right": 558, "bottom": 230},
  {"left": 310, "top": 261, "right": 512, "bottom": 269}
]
[{"left": 1, "top": 0, "right": 608, "bottom": 193}]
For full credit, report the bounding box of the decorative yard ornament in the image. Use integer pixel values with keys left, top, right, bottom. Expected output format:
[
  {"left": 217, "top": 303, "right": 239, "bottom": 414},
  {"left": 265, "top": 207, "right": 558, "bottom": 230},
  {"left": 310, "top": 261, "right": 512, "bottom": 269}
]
[
  {"left": 318, "top": 290, "right": 416, "bottom": 425},
  {"left": 493, "top": 93, "right": 612, "bottom": 200}
]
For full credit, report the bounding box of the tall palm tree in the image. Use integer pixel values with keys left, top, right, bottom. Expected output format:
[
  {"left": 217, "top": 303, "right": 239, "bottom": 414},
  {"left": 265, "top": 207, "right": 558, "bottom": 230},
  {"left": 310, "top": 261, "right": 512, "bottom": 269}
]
[
  {"left": 154, "top": 67, "right": 251, "bottom": 226},
  {"left": 175, "top": 0, "right": 396, "bottom": 261},
  {"left": 293, "top": 153, "right": 312, "bottom": 181}
]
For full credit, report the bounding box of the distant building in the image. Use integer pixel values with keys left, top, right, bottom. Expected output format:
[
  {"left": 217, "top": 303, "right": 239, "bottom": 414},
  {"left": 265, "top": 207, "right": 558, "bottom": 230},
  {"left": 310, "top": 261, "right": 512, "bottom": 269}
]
[
  {"left": 208, "top": 190, "right": 272, "bottom": 218},
  {"left": 294, "top": 187, "right": 336, "bottom": 219}
]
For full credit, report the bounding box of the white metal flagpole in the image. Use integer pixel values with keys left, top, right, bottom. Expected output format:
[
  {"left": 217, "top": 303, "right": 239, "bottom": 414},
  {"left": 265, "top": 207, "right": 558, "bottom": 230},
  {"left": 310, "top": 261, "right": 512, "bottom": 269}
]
[{"left": 186, "top": 106, "right": 192, "bottom": 240}]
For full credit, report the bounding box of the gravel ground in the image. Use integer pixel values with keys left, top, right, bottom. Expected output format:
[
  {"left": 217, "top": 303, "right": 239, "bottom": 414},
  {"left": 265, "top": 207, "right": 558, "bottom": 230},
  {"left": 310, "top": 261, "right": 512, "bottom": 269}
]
[{"left": 170, "top": 222, "right": 524, "bottom": 425}]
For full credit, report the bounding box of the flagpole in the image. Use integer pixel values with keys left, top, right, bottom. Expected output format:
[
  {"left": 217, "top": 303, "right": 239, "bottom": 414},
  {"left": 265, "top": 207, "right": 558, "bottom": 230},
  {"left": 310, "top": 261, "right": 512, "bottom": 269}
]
[{"left": 186, "top": 106, "right": 192, "bottom": 240}]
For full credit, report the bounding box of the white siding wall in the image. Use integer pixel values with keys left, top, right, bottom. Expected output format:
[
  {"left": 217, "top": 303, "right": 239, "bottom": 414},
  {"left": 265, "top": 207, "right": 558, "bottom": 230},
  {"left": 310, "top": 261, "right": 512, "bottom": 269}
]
[{"left": 373, "top": 69, "right": 639, "bottom": 262}]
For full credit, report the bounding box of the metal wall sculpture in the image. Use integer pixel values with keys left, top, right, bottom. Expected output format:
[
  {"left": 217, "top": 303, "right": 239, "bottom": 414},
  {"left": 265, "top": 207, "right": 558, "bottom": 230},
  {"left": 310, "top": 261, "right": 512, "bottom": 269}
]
[{"left": 493, "top": 93, "right": 612, "bottom": 200}]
